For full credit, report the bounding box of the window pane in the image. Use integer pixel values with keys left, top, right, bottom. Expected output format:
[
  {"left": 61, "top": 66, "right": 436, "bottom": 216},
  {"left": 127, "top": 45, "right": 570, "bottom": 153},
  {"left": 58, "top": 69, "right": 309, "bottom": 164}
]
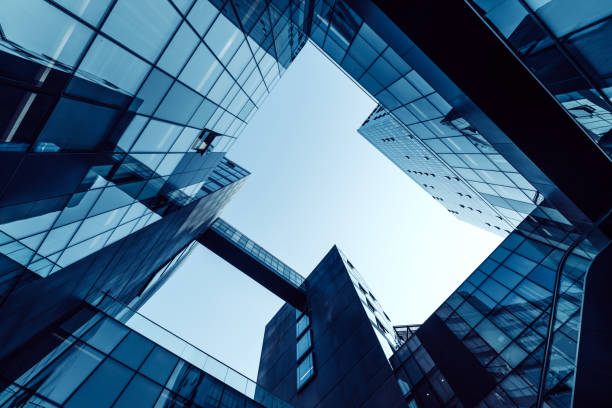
[
  {"left": 103, "top": 0, "right": 180, "bottom": 61},
  {"left": 140, "top": 347, "right": 179, "bottom": 385},
  {"left": 79, "top": 36, "right": 150, "bottom": 93},
  {"left": 30, "top": 342, "right": 103, "bottom": 404},
  {"left": 114, "top": 374, "right": 162, "bottom": 408},
  {"left": 207, "top": 71, "right": 234, "bottom": 104},
  {"left": 158, "top": 22, "right": 200, "bottom": 76},
  {"left": 187, "top": 0, "right": 219, "bottom": 36},
  {"left": 35, "top": 98, "right": 120, "bottom": 152},
  {"left": 156, "top": 82, "right": 203, "bottom": 124},
  {"left": 132, "top": 120, "right": 182, "bottom": 152},
  {"left": 55, "top": 0, "right": 113, "bottom": 25},
  {"left": 81, "top": 316, "right": 130, "bottom": 353},
  {"left": 1, "top": 0, "right": 93, "bottom": 66},
  {"left": 179, "top": 44, "right": 223, "bottom": 94},
  {"left": 296, "top": 353, "right": 314, "bottom": 389},
  {"left": 205, "top": 13, "right": 244, "bottom": 64},
  {"left": 111, "top": 331, "right": 155, "bottom": 370},
  {"left": 135, "top": 69, "right": 174, "bottom": 115},
  {"left": 296, "top": 315, "right": 309, "bottom": 337},
  {"left": 64, "top": 358, "right": 132, "bottom": 408},
  {"left": 296, "top": 331, "right": 311, "bottom": 361}
]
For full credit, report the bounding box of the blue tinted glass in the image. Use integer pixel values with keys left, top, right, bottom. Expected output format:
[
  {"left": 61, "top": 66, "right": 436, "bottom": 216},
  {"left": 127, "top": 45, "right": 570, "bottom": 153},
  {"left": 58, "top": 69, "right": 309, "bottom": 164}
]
[
  {"left": 114, "top": 374, "right": 162, "bottom": 408},
  {"left": 369, "top": 57, "right": 401, "bottom": 87},
  {"left": 189, "top": 99, "right": 218, "bottom": 128},
  {"left": 0, "top": 210, "right": 58, "bottom": 240},
  {"left": 171, "top": 127, "right": 200, "bottom": 152},
  {"left": 1, "top": 0, "right": 93, "bottom": 66},
  {"left": 388, "top": 78, "right": 420, "bottom": 105},
  {"left": 90, "top": 186, "right": 135, "bottom": 216},
  {"left": 505, "top": 253, "right": 537, "bottom": 276},
  {"left": 187, "top": 0, "right": 219, "bottom": 36},
  {"left": 296, "top": 315, "right": 309, "bottom": 337},
  {"left": 117, "top": 115, "right": 148, "bottom": 152},
  {"left": 406, "top": 70, "right": 434, "bottom": 94},
  {"left": 515, "top": 280, "right": 551, "bottom": 306},
  {"left": 135, "top": 69, "right": 174, "bottom": 115},
  {"left": 205, "top": 14, "right": 244, "bottom": 65},
  {"left": 32, "top": 343, "right": 103, "bottom": 404},
  {"left": 501, "top": 343, "right": 527, "bottom": 368},
  {"left": 359, "top": 23, "right": 386, "bottom": 53},
  {"left": 469, "top": 290, "right": 497, "bottom": 314},
  {"left": 55, "top": 0, "right": 113, "bottom": 25},
  {"left": 132, "top": 120, "right": 182, "bottom": 152},
  {"left": 457, "top": 301, "right": 483, "bottom": 327},
  {"left": 65, "top": 358, "right": 132, "bottom": 408},
  {"left": 35, "top": 98, "right": 119, "bottom": 151},
  {"left": 156, "top": 154, "right": 185, "bottom": 176},
  {"left": 348, "top": 34, "right": 378, "bottom": 68},
  {"left": 81, "top": 317, "right": 130, "bottom": 353},
  {"left": 111, "top": 331, "right": 154, "bottom": 370},
  {"left": 159, "top": 22, "right": 200, "bottom": 76},
  {"left": 180, "top": 44, "right": 223, "bottom": 94},
  {"left": 480, "top": 278, "right": 510, "bottom": 302},
  {"left": 55, "top": 189, "right": 103, "bottom": 227},
  {"left": 526, "top": 265, "right": 556, "bottom": 291},
  {"left": 297, "top": 331, "right": 311, "bottom": 360},
  {"left": 103, "top": 0, "right": 180, "bottom": 61},
  {"left": 140, "top": 347, "right": 179, "bottom": 385},
  {"left": 79, "top": 36, "right": 150, "bottom": 93},
  {"left": 207, "top": 71, "right": 234, "bottom": 104},
  {"left": 227, "top": 42, "right": 253, "bottom": 78},
  {"left": 58, "top": 230, "right": 113, "bottom": 267},
  {"left": 491, "top": 266, "right": 522, "bottom": 289},
  {"left": 475, "top": 319, "right": 510, "bottom": 353},
  {"left": 297, "top": 353, "right": 314, "bottom": 389},
  {"left": 172, "top": 0, "right": 195, "bottom": 14},
  {"left": 38, "top": 222, "right": 79, "bottom": 257},
  {"left": 156, "top": 82, "right": 203, "bottom": 123},
  {"left": 70, "top": 207, "right": 127, "bottom": 245}
]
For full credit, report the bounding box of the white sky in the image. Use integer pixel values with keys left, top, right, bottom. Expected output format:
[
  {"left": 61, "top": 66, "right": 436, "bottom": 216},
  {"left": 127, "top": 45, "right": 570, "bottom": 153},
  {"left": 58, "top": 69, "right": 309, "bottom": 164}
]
[{"left": 141, "top": 43, "right": 503, "bottom": 379}]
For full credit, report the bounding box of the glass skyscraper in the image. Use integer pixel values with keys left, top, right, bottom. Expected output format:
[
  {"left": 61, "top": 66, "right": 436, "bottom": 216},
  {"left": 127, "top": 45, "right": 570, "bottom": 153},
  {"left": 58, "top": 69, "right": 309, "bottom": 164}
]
[{"left": 0, "top": 0, "right": 610, "bottom": 407}]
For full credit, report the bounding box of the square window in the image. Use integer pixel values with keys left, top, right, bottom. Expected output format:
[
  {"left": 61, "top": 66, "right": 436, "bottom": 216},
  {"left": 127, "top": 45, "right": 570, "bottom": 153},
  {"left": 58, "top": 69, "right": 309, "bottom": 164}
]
[{"left": 103, "top": 0, "right": 180, "bottom": 61}]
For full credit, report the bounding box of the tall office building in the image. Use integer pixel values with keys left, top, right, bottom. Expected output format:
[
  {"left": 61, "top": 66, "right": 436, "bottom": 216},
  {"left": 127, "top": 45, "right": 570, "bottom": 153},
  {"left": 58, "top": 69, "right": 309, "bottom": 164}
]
[
  {"left": 299, "top": 0, "right": 609, "bottom": 242},
  {"left": 358, "top": 106, "right": 519, "bottom": 235},
  {"left": 257, "top": 246, "right": 406, "bottom": 407},
  {"left": 0, "top": 0, "right": 303, "bottom": 373},
  {"left": 0, "top": 0, "right": 611, "bottom": 407},
  {"left": 387, "top": 208, "right": 610, "bottom": 407}
]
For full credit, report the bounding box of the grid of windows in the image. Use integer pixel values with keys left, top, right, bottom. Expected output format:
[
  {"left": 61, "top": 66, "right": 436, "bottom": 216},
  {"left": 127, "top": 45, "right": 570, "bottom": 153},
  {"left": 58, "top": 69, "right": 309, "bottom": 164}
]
[
  {"left": 358, "top": 108, "right": 512, "bottom": 235},
  {"left": 470, "top": 0, "right": 612, "bottom": 159},
  {"left": 0, "top": 0, "right": 298, "bottom": 281},
  {"left": 0, "top": 303, "right": 292, "bottom": 408},
  {"left": 307, "top": 0, "right": 576, "bottom": 236},
  {"left": 389, "top": 211, "right": 608, "bottom": 407},
  {"left": 0, "top": 157, "right": 248, "bottom": 278}
]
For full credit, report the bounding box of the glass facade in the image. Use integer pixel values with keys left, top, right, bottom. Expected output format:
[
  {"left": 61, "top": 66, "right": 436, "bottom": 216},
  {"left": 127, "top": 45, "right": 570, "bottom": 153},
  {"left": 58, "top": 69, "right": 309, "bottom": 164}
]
[
  {"left": 358, "top": 107, "right": 515, "bottom": 235},
  {"left": 0, "top": 0, "right": 305, "bottom": 285},
  {"left": 0, "top": 298, "right": 292, "bottom": 408},
  {"left": 0, "top": 1, "right": 610, "bottom": 407},
  {"left": 300, "top": 0, "right": 556, "bottom": 235},
  {"left": 389, "top": 209, "right": 610, "bottom": 407},
  {"left": 469, "top": 0, "right": 612, "bottom": 158}
]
